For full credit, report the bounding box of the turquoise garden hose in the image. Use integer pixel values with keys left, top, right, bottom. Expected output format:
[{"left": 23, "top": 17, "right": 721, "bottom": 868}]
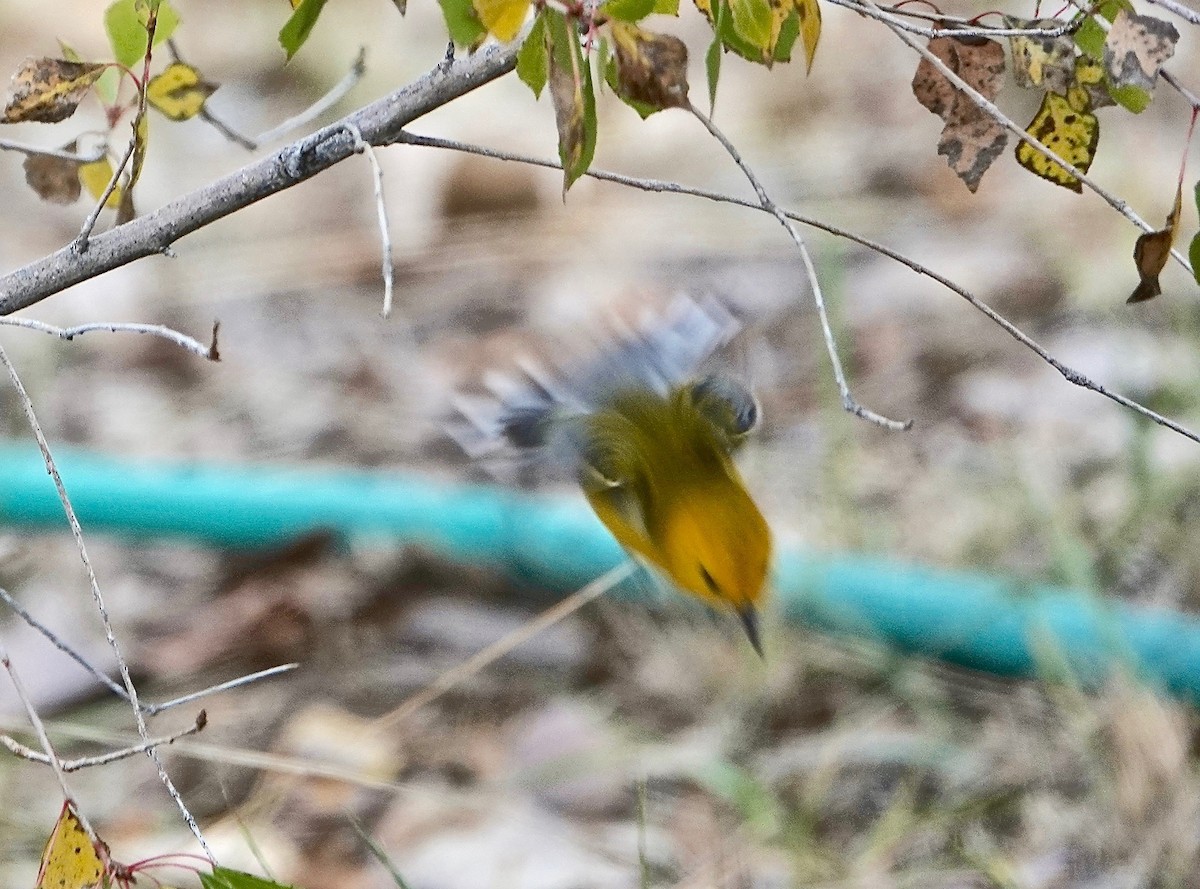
[{"left": 1, "top": 444, "right": 1198, "bottom": 702}]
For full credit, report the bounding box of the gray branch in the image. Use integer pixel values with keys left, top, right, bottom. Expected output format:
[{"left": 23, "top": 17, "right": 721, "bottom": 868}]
[{"left": 0, "top": 44, "right": 519, "bottom": 316}]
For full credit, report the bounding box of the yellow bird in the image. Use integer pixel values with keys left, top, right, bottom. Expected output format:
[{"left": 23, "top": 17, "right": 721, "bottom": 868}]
[{"left": 456, "top": 298, "right": 772, "bottom": 654}]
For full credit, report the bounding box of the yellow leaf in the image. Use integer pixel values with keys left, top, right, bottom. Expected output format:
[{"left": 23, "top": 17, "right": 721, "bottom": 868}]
[
  {"left": 35, "top": 802, "right": 108, "bottom": 889},
  {"left": 1070, "top": 56, "right": 1114, "bottom": 111},
  {"left": 794, "top": 0, "right": 820, "bottom": 73},
  {"left": 1, "top": 57, "right": 106, "bottom": 123},
  {"left": 1015, "top": 91, "right": 1099, "bottom": 193},
  {"left": 1004, "top": 16, "right": 1075, "bottom": 94},
  {"left": 472, "top": 0, "right": 531, "bottom": 42},
  {"left": 146, "top": 61, "right": 217, "bottom": 121},
  {"left": 79, "top": 155, "right": 122, "bottom": 209}
]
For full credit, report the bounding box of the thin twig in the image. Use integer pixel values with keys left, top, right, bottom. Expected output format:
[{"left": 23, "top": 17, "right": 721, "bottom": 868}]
[
  {"left": 0, "top": 644, "right": 74, "bottom": 799},
  {"left": 826, "top": 0, "right": 1087, "bottom": 39},
  {"left": 861, "top": 0, "right": 1195, "bottom": 279},
  {"left": 0, "top": 586, "right": 130, "bottom": 700},
  {"left": 75, "top": 12, "right": 159, "bottom": 251},
  {"left": 145, "top": 664, "right": 299, "bottom": 715},
  {"left": 0, "top": 318, "right": 220, "bottom": 360},
  {"left": 2, "top": 710, "right": 207, "bottom": 772},
  {"left": 0, "top": 586, "right": 297, "bottom": 714},
  {"left": 344, "top": 122, "right": 396, "bottom": 318},
  {"left": 688, "top": 103, "right": 912, "bottom": 431},
  {"left": 395, "top": 131, "right": 1200, "bottom": 445},
  {"left": 370, "top": 562, "right": 636, "bottom": 731},
  {"left": 254, "top": 48, "right": 368, "bottom": 146},
  {"left": 0, "top": 344, "right": 214, "bottom": 861},
  {"left": 167, "top": 41, "right": 369, "bottom": 151},
  {"left": 0, "top": 584, "right": 297, "bottom": 715},
  {"left": 1142, "top": 0, "right": 1200, "bottom": 26},
  {"left": 0, "top": 139, "right": 108, "bottom": 163}
]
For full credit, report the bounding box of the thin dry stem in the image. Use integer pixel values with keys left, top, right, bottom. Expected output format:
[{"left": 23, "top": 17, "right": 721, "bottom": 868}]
[
  {"left": 344, "top": 122, "right": 396, "bottom": 318},
  {"left": 687, "top": 103, "right": 912, "bottom": 432},
  {"left": 0, "top": 318, "right": 220, "bottom": 360},
  {"left": 0, "top": 644, "right": 74, "bottom": 800},
  {"left": 0, "top": 584, "right": 296, "bottom": 714},
  {"left": 2, "top": 710, "right": 207, "bottom": 772},
  {"left": 0, "top": 139, "right": 108, "bottom": 163},
  {"left": 75, "top": 13, "right": 158, "bottom": 251},
  {"left": 371, "top": 562, "right": 636, "bottom": 731},
  {"left": 0, "top": 344, "right": 214, "bottom": 861}
]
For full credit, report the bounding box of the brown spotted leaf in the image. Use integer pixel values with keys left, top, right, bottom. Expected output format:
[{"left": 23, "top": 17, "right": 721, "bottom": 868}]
[
  {"left": 1104, "top": 10, "right": 1178, "bottom": 94},
  {"left": 911, "top": 35, "right": 1007, "bottom": 192},
  {"left": 1004, "top": 16, "right": 1075, "bottom": 95},
  {"left": 1015, "top": 91, "right": 1098, "bottom": 192},
  {"left": 1127, "top": 181, "right": 1183, "bottom": 303},
  {"left": 610, "top": 22, "right": 689, "bottom": 111},
  {"left": 2, "top": 57, "right": 106, "bottom": 123}
]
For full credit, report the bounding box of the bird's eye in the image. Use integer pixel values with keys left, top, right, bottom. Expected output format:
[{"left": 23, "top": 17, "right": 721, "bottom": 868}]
[{"left": 691, "top": 375, "right": 758, "bottom": 436}]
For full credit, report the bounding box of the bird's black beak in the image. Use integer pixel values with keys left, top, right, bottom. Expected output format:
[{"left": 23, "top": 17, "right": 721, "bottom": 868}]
[{"left": 737, "top": 606, "right": 764, "bottom": 658}]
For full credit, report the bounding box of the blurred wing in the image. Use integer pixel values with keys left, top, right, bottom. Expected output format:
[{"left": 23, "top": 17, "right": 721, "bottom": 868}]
[{"left": 451, "top": 295, "right": 742, "bottom": 481}]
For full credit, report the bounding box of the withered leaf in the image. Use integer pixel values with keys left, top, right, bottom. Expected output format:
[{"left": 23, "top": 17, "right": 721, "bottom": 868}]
[
  {"left": 546, "top": 10, "right": 596, "bottom": 193},
  {"left": 2, "top": 57, "right": 106, "bottom": 123},
  {"left": 23, "top": 142, "right": 82, "bottom": 204},
  {"left": 1104, "top": 10, "right": 1178, "bottom": 94},
  {"left": 610, "top": 22, "right": 689, "bottom": 111},
  {"left": 911, "top": 34, "right": 1008, "bottom": 192},
  {"left": 1015, "top": 91, "right": 1098, "bottom": 192},
  {"left": 1127, "top": 182, "right": 1182, "bottom": 303},
  {"left": 1004, "top": 16, "right": 1075, "bottom": 95}
]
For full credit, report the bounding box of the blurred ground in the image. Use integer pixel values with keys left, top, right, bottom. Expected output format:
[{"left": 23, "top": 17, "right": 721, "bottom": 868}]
[{"left": 2, "top": 0, "right": 1200, "bottom": 886}]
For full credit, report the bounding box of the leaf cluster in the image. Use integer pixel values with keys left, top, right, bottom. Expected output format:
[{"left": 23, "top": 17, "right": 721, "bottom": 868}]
[{"left": 1, "top": 0, "right": 218, "bottom": 222}]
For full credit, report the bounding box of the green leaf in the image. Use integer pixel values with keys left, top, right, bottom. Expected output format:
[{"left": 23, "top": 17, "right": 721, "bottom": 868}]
[
  {"left": 106, "top": 0, "right": 151, "bottom": 66},
  {"left": 1108, "top": 82, "right": 1150, "bottom": 113},
  {"left": 279, "top": 0, "right": 328, "bottom": 60},
  {"left": 439, "top": 0, "right": 488, "bottom": 49},
  {"left": 705, "top": 35, "right": 721, "bottom": 112},
  {"left": 728, "top": 0, "right": 772, "bottom": 57},
  {"left": 774, "top": 8, "right": 799, "bottom": 63},
  {"left": 200, "top": 867, "right": 297, "bottom": 889},
  {"left": 105, "top": 0, "right": 180, "bottom": 67},
  {"left": 1074, "top": 0, "right": 1132, "bottom": 59},
  {"left": 601, "top": 0, "right": 656, "bottom": 22},
  {"left": 152, "top": 0, "right": 181, "bottom": 43},
  {"left": 655, "top": 0, "right": 681, "bottom": 13},
  {"left": 1191, "top": 180, "right": 1200, "bottom": 286},
  {"left": 516, "top": 12, "right": 548, "bottom": 98},
  {"left": 1074, "top": 17, "right": 1107, "bottom": 59}
]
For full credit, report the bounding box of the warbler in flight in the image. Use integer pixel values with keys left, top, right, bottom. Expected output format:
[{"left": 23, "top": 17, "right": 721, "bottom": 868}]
[{"left": 456, "top": 297, "right": 772, "bottom": 655}]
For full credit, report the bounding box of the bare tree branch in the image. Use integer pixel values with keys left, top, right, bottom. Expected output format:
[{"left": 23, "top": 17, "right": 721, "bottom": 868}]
[{"left": 0, "top": 43, "right": 519, "bottom": 316}]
